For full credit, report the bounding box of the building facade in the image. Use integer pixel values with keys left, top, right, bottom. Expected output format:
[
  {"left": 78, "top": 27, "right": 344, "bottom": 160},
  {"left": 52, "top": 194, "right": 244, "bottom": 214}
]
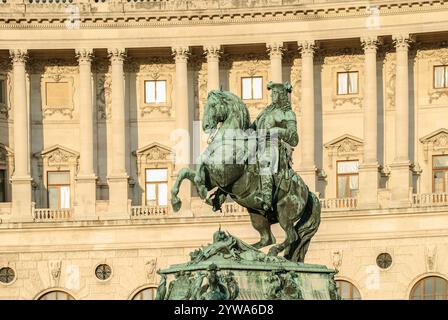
[{"left": 1, "top": 0, "right": 448, "bottom": 299}]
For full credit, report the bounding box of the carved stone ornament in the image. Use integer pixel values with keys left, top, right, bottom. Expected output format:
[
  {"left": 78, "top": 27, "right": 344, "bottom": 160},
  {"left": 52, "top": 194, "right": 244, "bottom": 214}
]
[
  {"left": 9, "top": 49, "right": 28, "bottom": 65},
  {"left": 204, "top": 45, "right": 221, "bottom": 61},
  {"left": 107, "top": 48, "right": 126, "bottom": 63},
  {"left": 0, "top": 75, "right": 12, "bottom": 120},
  {"left": 145, "top": 258, "right": 158, "bottom": 284},
  {"left": 266, "top": 42, "right": 284, "bottom": 58},
  {"left": 331, "top": 250, "right": 343, "bottom": 270},
  {"left": 324, "top": 134, "right": 364, "bottom": 167},
  {"left": 384, "top": 52, "right": 396, "bottom": 110},
  {"left": 48, "top": 260, "right": 62, "bottom": 286},
  {"left": 96, "top": 73, "right": 112, "bottom": 120},
  {"left": 420, "top": 128, "right": 448, "bottom": 161},
  {"left": 133, "top": 142, "right": 174, "bottom": 175},
  {"left": 35, "top": 145, "right": 80, "bottom": 171},
  {"left": 172, "top": 46, "right": 190, "bottom": 63},
  {"left": 425, "top": 245, "right": 437, "bottom": 272}
]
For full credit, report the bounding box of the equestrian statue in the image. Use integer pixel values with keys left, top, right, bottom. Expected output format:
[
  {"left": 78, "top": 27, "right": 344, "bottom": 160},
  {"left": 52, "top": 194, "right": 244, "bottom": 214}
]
[{"left": 171, "top": 81, "right": 321, "bottom": 263}]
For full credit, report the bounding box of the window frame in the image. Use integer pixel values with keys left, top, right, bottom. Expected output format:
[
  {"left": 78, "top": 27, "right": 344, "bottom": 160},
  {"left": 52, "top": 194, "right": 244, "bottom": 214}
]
[
  {"left": 336, "top": 159, "right": 359, "bottom": 198},
  {"left": 410, "top": 276, "right": 448, "bottom": 300},
  {"left": 241, "top": 76, "right": 263, "bottom": 100},
  {"left": 47, "top": 171, "right": 71, "bottom": 209},
  {"left": 432, "top": 155, "right": 448, "bottom": 193},
  {"left": 433, "top": 65, "right": 448, "bottom": 89},
  {"left": 145, "top": 168, "right": 168, "bottom": 207},
  {"left": 336, "top": 71, "right": 359, "bottom": 95},
  {"left": 144, "top": 79, "right": 167, "bottom": 104},
  {"left": 336, "top": 280, "right": 362, "bottom": 300},
  {"left": 131, "top": 286, "right": 158, "bottom": 300}
]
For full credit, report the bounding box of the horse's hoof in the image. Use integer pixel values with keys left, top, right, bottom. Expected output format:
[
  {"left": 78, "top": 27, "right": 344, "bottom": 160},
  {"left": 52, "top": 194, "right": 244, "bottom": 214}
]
[
  {"left": 198, "top": 187, "right": 208, "bottom": 200},
  {"left": 251, "top": 242, "right": 263, "bottom": 249},
  {"left": 268, "top": 247, "right": 279, "bottom": 256},
  {"left": 171, "top": 197, "right": 182, "bottom": 212}
]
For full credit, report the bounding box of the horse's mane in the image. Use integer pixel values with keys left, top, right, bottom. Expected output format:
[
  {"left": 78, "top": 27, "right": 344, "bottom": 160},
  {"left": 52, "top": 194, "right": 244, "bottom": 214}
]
[{"left": 207, "top": 90, "right": 250, "bottom": 130}]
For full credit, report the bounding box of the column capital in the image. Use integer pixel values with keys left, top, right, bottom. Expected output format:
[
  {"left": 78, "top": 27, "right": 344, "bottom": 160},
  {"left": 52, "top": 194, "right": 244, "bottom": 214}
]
[
  {"left": 266, "top": 42, "right": 284, "bottom": 58},
  {"left": 75, "top": 48, "right": 94, "bottom": 64},
  {"left": 9, "top": 49, "right": 28, "bottom": 65},
  {"left": 107, "top": 48, "right": 126, "bottom": 63},
  {"left": 204, "top": 45, "right": 221, "bottom": 61},
  {"left": 298, "top": 40, "right": 316, "bottom": 57},
  {"left": 361, "top": 36, "right": 381, "bottom": 53},
  {"left": 172, "top": 46, "right": 190, "bottom": 63},
  {"left": 392, "top": 34, "right": 412, "bottom": 52}
]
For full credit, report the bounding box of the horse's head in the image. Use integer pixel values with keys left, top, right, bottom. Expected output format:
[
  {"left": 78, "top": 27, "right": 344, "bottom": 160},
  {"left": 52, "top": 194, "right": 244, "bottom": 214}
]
[{"left": 202, "top": 90, "right": 250, "bottom": 133}]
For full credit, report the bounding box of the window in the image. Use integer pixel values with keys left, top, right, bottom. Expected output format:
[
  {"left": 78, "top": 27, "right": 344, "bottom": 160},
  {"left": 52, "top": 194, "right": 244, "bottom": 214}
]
[
  {"left": 376, "top": 253, "right": 393, "bottom": 269},
  {"left": 0, "top": 267, "right": 15, "bottom": 284},
  {"left": 132, "top": 287, "right": 157, "bottom": 300},
  {"left": 241, "top": 76, "right": 263, "bottom": 100},
  {"left": 337, "top": 71, "right": 358, "bottom": 95},
  {"left": 47, "top": 171, "right": 70, "bottom": 209},
  {"left": 433, "top": 155, "right": 448, "bottom": 193},
  {"left": 434, "top": 65, "right": 448, "bottom": 89},
  {"left": 336, "top": 280, "right": 361, "bottom": 300},
  {"left": 0, "top": 169, "right": 5, "bottom": 202},
  {"left": 38, "top": 291, "right": 75, "bottom": 300},
  {"left": 146, "top": 168, "right": 168, "bottom": 206},
  {"left": 95, "top": 264, "right": 112, "bottom": 281},
  {"left": 337, "top": 160, "right": 359, "bottom": 198},
  {"left": 145, "top": 80, "right": 166, "bottom": 104},
  {"left": 410, "top": 276, "right": 448, "bottom": 300}
]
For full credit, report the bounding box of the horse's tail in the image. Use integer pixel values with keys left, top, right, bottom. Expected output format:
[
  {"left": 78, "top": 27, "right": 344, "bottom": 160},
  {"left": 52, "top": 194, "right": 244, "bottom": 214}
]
[{"left": 284, "top": 191, "right": 321, "bottom": 262}]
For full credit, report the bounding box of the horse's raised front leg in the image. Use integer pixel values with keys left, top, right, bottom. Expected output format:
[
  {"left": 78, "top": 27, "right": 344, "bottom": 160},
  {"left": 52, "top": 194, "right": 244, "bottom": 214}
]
[
  {"left": 171, "top": 167, "right": 207, "bottom": 212},
  {"left": 249, "top": 210, "right": 276, "bottom": 249}
]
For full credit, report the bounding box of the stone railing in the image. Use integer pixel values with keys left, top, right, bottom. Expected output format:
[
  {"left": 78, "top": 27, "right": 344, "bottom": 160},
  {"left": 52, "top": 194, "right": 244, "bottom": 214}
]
[
  {"left": 221, "top": 202, "right": 247, "bottom": 216},
  {"left": 33, "top": 208, "right": 73, "bottom": 221},
  {"left": 130, "top": 205, "right": 169, "bottom": 218},
  {"left": 412, "top": 193, "right": 448, "bottom": 207},
  {"left": 319, "top": 197, "right": 358, "bottom": 210}
]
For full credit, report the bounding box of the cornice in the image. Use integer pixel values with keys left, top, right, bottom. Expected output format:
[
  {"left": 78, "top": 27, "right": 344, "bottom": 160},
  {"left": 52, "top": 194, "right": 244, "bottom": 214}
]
[{"left": 0, "top": 0, "right": 447, "bottom": 29}]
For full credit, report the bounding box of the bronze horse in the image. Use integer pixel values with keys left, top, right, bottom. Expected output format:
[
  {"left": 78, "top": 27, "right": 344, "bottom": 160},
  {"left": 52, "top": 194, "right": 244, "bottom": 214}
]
[{"left": 171, "top": 90, "right": 321, "bottom": 262}]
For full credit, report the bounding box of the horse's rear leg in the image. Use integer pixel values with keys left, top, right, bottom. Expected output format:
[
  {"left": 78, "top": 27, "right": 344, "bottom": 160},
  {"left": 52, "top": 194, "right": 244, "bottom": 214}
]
[
  {"left": 268, "top": 205, "right": 299, "bottom": 256},
  {"left": 249, "top": 211, "right": 276, "bottom": 249}
]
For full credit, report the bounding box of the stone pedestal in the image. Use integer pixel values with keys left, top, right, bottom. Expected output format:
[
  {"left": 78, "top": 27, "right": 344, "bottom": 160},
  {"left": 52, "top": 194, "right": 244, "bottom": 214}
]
[
  {"left": 107, "top": 175, "right": 129, "bottom": 218},
  {"left": 11, "top": 177, "right": 33, "bottom": 222},
  {"left": 156, "top": 230, "right": 339, "bottom": 300},
  {"left": 358, "top": 163, "right": 380, "bottom": 209},
  {"left": 74, "top": 175, "right": 97, "bottom": 220},
  {"left": 389, "top": 161, "right": 412, "bottom": 207}
]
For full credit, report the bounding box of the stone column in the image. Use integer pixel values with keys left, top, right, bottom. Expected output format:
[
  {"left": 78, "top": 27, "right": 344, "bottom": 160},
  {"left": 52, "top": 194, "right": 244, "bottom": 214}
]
[
  {"left": 205, "top": 45, "right": 220, "bottom": 92},
  {"left": 389, "top": 34, "right": 412, "bottom": 206},
  {"left": 297, "top": 41, "right": 317, "bottom": 192},
  {"left": 10, "top": 49, "right": 33, "bottom": 221},
  {"left": 75, "top": 49, "right": 97, "bottom": 219},
  {"left": 172, "top": 46, "right": 191, "bottom": 212},
  {"left": 267, "top": 42, "right": 284, "bottom": 83},
  {"left": 358, "top": 37, "right": 380, "bottom": 208},
  {"left": 107, "top": 48, "right": 129, "bottom": 217}
]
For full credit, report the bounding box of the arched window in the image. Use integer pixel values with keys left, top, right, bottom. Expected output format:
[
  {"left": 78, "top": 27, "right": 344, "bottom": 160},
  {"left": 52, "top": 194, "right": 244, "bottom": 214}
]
[
  {"left": 336, "top": 280, "right": 361, "bottom": 300},
  {"left": 38, "top": 290, "right": 75, "bottom": 300},
  {"left": 410, "top": 276, "right": 448, "bottom": 300},
  {"left": 131, "top": 286, "right": 157, "bottom": 300}
]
